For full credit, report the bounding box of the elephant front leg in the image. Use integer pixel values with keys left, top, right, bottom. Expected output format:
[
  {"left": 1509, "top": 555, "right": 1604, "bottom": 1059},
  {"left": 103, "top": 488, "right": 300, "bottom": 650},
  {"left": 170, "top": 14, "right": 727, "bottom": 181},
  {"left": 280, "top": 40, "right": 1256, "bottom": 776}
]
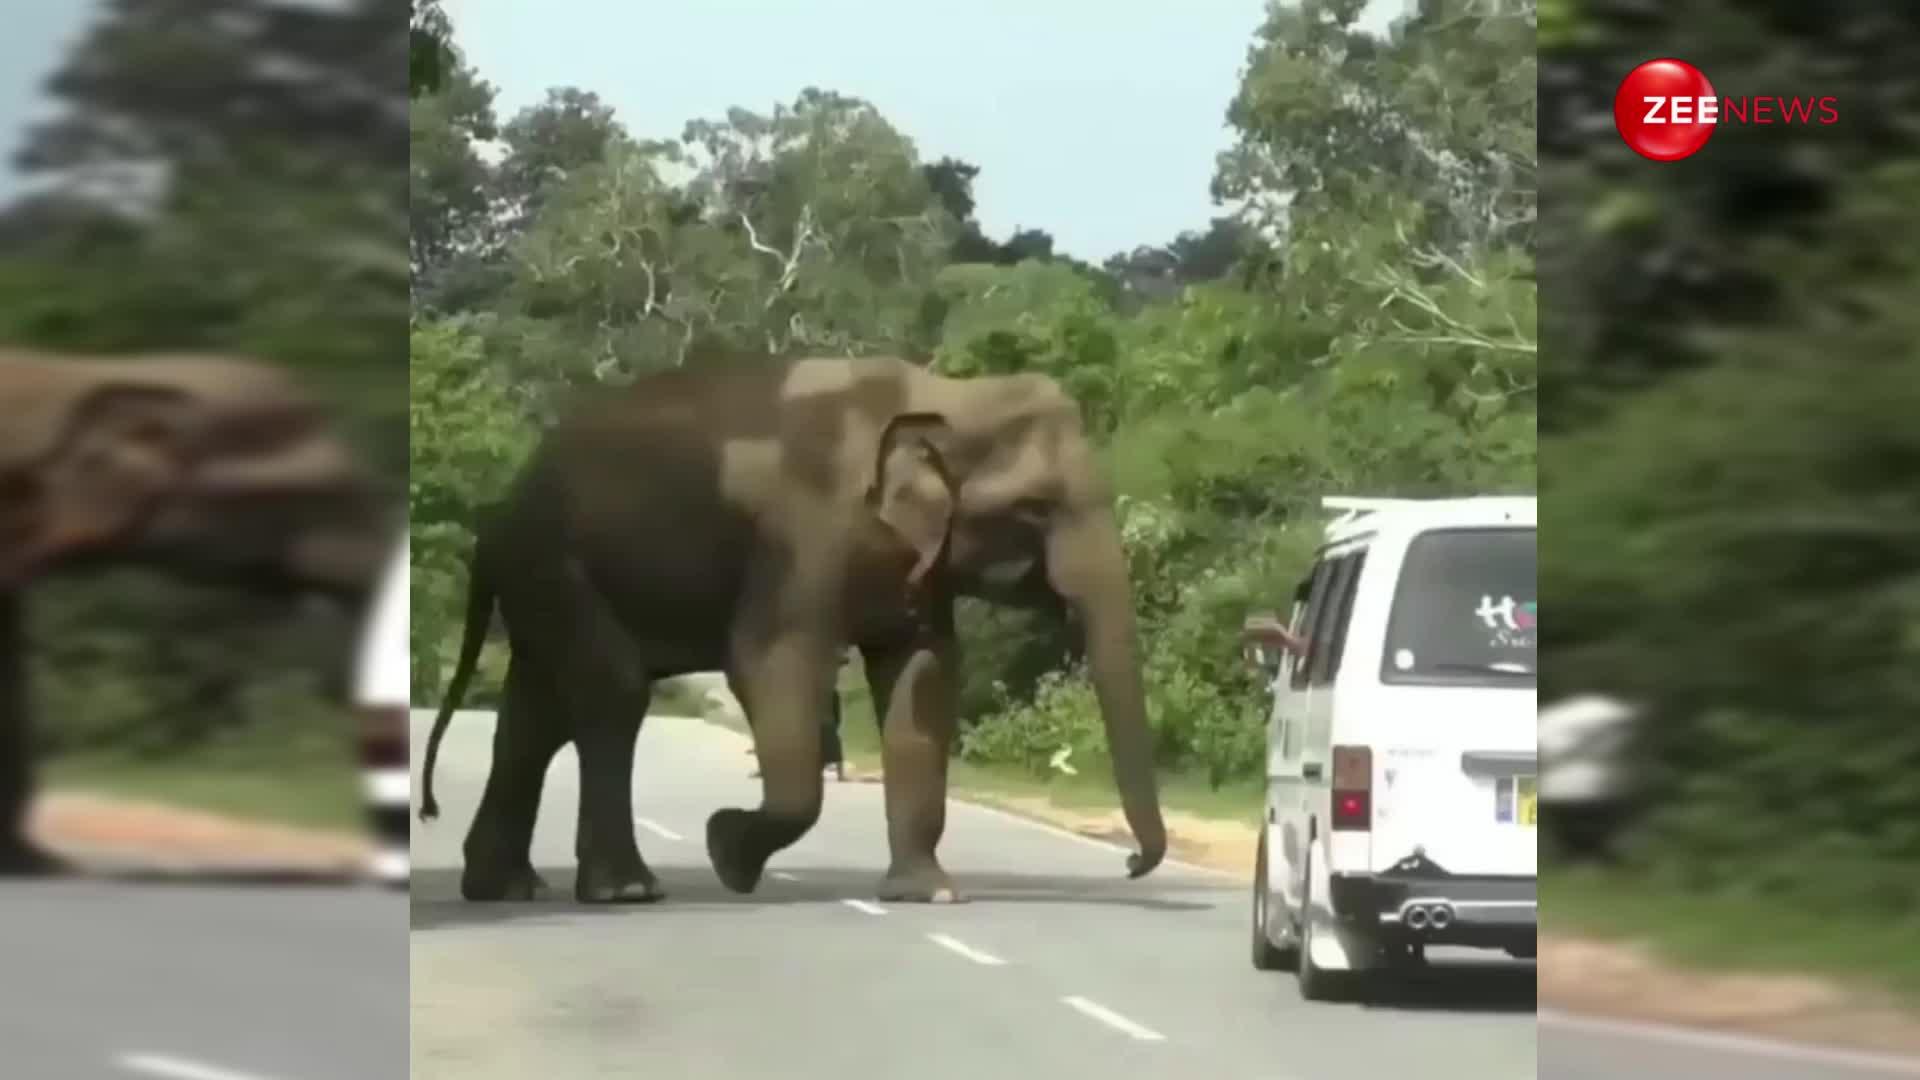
[
  {"left": 0, "top": 591, "right": 63, "bottom": 877},
  {"left": 706, "top": 633, "right": 831, "bottom": 894},
  {"left": 863, "top": 616, "right": 963, "bottom": 903}
]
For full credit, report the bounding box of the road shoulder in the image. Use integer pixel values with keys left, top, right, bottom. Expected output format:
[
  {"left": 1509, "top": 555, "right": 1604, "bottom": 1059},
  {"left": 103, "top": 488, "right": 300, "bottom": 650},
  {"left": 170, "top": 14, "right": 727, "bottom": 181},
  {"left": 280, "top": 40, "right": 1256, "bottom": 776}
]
[{"left": 27, "top": 790, "right": 369, "bottom": 873}]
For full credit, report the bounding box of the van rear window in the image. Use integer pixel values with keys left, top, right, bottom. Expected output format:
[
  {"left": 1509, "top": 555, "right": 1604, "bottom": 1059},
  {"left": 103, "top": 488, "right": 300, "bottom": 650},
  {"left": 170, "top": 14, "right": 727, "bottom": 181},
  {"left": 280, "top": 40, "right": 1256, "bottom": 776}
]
[{"left": 1380, "top": 526, "right": 1535, "bottom": 686}]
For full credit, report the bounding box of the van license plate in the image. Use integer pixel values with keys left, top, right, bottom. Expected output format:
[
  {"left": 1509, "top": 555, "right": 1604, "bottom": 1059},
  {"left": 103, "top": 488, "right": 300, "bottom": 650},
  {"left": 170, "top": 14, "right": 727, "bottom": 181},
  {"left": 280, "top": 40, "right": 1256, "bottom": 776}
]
[{"left": 1495, "top": 775, "right": 1537, "bottom": 826}]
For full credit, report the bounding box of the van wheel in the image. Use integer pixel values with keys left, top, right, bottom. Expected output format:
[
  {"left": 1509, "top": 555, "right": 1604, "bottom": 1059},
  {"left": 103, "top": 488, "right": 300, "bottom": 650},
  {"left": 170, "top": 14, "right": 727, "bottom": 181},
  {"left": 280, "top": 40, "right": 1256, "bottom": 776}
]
[
  {"left": 1251, "top": 832, "right": 1293, "bottom": 970},
  {"left": 1295, "top": 851, "right": 1345, "bottom": 1002}
]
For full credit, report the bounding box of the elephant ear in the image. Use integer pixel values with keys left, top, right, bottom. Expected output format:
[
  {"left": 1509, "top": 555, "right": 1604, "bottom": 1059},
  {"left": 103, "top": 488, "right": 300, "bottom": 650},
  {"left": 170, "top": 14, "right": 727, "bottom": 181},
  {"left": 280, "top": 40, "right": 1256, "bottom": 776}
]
[
  {"left": 865, "top": 411, "right": 955, "bottom": 594},
  {"left": 10, "top": 384, "right": 196, "bottom": 578}
]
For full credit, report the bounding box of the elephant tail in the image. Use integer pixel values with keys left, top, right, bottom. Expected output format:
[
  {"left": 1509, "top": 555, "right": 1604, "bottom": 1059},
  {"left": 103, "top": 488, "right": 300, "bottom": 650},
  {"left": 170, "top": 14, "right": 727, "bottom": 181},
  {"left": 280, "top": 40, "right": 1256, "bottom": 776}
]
[{"left": 419, "top": 527, "right": 496, "bottom": 822}]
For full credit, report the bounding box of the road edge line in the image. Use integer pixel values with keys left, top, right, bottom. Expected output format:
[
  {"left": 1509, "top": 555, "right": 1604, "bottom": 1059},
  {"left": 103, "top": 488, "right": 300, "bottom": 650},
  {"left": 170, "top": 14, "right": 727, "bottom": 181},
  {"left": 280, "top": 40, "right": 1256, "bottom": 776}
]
[
  {"left": 949, "top": 796, "right": 1241, "bottom": 881},
  {"left": 1539, "top": 1009, "right": 1920, "bottom": 1074}
]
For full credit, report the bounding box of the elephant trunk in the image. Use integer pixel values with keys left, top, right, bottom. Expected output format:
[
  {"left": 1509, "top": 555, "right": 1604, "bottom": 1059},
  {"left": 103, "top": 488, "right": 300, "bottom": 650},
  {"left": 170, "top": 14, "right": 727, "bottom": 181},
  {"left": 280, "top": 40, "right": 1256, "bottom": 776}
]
[{"left": 1049, "top": 509, "right": 1167, "bottom": 879}]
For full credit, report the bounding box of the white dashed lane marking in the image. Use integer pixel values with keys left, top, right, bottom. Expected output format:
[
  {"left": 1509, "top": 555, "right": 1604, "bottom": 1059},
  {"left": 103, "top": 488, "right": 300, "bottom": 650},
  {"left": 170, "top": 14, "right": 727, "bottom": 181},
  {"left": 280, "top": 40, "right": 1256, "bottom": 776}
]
[
  {"left": 633, "top": 817, "right": 683, "bottom": 841},
  {"left": 926, "top": 933, "right": 1006, "bottom": 966},
  {"left": 769, "top": 870, "right": 798, "bottom": 882},
  {"left": 841, "top": 898, "right": 887, "bottom": 915},
  {"left": 116, "top": 1052, "right": 279, "bottom": 1080},
  {"left": 1060, "top": 996, "right": 1167, "bottom": 1042}
]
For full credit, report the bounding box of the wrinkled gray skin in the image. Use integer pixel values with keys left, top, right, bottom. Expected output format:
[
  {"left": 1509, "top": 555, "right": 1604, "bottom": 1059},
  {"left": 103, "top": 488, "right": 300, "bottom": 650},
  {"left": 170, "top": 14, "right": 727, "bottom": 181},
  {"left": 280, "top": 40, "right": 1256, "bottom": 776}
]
[
  {"left": 419, "top": 355, "right": 1167, "bottom": 905},
  {"left": 0, "top": 348, "right": 394, "bottom": 873}
]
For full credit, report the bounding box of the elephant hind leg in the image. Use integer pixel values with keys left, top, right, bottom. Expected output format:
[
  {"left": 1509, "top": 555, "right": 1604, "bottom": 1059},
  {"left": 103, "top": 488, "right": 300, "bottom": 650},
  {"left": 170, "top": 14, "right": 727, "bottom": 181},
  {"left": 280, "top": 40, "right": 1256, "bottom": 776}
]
[
  {"left": 461, "top": 656, "right": 565, "bottom": 902},
  {"left": 573, "top": 688, "right": 663, "bottom": 905},
  {"left": 493, "top": 551, "right": 663, "bottom": 905}
]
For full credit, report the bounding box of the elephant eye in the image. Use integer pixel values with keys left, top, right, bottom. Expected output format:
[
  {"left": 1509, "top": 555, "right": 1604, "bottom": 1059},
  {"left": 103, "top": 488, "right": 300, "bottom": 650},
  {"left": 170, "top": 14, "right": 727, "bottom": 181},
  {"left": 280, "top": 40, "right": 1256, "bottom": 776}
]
[{"left": 124, "top": 419, "right": 171, "bottom": 446}]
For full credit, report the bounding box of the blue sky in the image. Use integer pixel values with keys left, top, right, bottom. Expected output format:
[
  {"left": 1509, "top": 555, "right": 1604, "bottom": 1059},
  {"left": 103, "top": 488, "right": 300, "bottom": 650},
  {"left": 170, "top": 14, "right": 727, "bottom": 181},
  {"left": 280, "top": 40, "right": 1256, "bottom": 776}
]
[
  {"left": 442, "top": 0, "right": 1407, "bottom": 261},
  {"left": 0, "top": 1, "right": 103, "bottom": 204}
]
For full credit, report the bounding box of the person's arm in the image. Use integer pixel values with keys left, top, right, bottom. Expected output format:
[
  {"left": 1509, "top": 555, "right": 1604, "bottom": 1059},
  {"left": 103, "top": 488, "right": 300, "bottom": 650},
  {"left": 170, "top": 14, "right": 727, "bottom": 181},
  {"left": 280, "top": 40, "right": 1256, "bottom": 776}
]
[{"left": 1242, "top": 613, "right": 1306, "bottom": 655}]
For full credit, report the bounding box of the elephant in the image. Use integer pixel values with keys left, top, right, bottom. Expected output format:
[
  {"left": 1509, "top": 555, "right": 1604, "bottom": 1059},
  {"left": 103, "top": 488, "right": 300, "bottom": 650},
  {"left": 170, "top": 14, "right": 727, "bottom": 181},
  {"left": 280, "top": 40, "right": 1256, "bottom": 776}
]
[
  {"left": 417, "top": 354, "right": 1167, "bottom": 905},
  {"left": 0, "top": 347, "right": 395, "bottom": 874}
]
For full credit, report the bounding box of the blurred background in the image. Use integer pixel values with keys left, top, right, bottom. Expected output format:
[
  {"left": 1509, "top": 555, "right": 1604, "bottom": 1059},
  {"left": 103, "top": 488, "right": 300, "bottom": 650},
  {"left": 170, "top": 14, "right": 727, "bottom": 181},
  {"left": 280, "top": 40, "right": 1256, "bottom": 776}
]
[
  {"left": 1536, "top": 0, "right": 1920, "bottom": 1053},
  {"left": 1, "top": 0, "right": 405, "bottom": 843},
  {"left": 0, "top": 1, "right": 408, "bottom": 1076}
]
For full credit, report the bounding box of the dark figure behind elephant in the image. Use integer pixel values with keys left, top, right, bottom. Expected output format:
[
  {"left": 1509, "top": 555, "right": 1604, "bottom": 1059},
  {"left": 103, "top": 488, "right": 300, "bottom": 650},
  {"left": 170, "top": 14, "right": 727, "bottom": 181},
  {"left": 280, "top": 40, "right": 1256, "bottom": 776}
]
[
  {"left": 0, "top": 348, "right": 394, "bottom": 873},
  {"left": 418, "top": 355, "right": 1167, "bottom": 905}
]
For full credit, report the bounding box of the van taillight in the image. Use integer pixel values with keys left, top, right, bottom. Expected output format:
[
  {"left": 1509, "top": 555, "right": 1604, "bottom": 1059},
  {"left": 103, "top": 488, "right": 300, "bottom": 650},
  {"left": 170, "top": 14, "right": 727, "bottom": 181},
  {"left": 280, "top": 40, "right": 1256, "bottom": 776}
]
[
  {"left": 1331, "top": 745, "right": 1372, "bottom": 831},
  {"left": 359, "top": 706, "right": 409, "bottom": 768}
]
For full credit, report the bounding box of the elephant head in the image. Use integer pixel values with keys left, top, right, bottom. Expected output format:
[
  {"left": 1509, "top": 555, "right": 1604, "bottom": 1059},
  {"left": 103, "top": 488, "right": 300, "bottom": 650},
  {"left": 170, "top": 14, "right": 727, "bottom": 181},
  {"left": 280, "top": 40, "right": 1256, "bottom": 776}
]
[
  {"left": 0, "top": 349, "right": 393, "bottom": 598},
  {"left": 867, "top": 370, "right": 1168, "bottom": 879}
]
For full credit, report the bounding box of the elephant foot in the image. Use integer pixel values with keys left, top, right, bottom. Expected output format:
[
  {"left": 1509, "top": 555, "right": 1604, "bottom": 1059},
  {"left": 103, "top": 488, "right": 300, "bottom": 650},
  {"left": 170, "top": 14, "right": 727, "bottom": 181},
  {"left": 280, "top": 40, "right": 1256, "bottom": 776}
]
[
  {"left": 0, "top": 840, "right": 69, "bottom": 877},
  {"left": 876, "top": 864, "right": 965, "bottom": 904},
  {"left": 706, "top": 808, "right": 768, "bottom": 894},
  {"left": 461, "top": 864, "right": 551, "bottom": 902},
  {"left": 575, "top": 863, "right": 666, "bottom": 905}
]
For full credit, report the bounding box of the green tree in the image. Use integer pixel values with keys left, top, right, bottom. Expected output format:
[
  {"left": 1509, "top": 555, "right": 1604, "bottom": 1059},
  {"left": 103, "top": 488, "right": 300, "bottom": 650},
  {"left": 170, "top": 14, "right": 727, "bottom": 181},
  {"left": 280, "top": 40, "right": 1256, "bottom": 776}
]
[
  {"left": 408, "top": 316, "right": 538, "bottom": 701},
  {"left": 410, "top": 56, "right": 499, "bottom": 305}
]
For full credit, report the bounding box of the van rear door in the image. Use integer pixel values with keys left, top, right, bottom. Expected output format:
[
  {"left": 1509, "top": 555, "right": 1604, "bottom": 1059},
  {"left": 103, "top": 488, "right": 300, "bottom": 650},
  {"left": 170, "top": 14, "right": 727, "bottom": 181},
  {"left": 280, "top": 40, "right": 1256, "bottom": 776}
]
[{"left": 1363, "top": 526, "right": 1536, "bottom": 879}]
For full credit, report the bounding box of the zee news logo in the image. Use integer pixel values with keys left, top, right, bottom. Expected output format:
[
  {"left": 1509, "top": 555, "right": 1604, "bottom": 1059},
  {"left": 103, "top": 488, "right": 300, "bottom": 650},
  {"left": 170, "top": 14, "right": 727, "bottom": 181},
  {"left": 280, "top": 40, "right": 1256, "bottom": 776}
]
[{"left": 1614, "top": 58, "right": 1840, "bottom": 162}]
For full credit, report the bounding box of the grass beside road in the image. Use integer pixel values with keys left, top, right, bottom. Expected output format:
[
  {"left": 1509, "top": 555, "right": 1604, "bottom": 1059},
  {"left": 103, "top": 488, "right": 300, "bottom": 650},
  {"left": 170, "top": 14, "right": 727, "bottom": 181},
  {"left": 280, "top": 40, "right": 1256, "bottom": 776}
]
[
  {"left": 40, "top": 727, "right": 365, "bottom": 832},
  {"left": 1543, "top": 863, "right": 1920, "bottom": 1005}
]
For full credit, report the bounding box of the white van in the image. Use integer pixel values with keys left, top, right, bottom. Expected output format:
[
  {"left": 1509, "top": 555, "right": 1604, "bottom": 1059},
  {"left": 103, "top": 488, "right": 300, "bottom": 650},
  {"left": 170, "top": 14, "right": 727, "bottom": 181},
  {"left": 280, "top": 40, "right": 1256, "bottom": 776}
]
[
  {"left": 352, "top": 531, "right": 410, "bottom": 887},
  {"left": 1243, "top": 495, "right": 1536, "bottom": 998}
]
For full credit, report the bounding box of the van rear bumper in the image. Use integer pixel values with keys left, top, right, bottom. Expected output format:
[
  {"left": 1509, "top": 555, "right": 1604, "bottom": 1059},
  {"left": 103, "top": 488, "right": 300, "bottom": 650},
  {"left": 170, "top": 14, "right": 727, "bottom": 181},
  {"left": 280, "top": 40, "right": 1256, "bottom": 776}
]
[{"left": 1329, "top": 871, "right": 1536, "bottom": 949}]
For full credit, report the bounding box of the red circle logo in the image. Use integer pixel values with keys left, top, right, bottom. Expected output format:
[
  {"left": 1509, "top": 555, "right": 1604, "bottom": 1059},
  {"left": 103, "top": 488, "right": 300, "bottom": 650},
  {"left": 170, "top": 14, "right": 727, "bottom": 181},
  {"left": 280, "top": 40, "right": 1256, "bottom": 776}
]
[{"left": 1615, "top": 59, "right": 1717, "bottom": 162}]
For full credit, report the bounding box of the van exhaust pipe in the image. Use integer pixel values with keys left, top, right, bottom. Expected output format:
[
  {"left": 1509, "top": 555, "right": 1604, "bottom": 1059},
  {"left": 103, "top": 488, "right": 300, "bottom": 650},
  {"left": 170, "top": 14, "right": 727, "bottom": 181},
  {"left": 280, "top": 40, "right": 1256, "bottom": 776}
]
[
  {"left": 1427, "top": 903, "right": 1454, "bottom": 930},
  {"left": 1404, "top": 904, "right": 1430, "bottom": 930}
]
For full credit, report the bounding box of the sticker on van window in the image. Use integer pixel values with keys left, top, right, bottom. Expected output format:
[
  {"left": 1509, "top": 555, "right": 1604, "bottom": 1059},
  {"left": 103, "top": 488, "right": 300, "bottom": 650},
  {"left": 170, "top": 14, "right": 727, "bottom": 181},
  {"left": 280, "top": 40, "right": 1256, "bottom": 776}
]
[
  {"left": 1477, "top": 595, "right": 1537, "bottom": 650},
  {"left": 1475, "top": 595, "right": 1537, "bottom": 630},
  {"left": 1392, "top": 649, "right": 1414, "bottom": 671}
]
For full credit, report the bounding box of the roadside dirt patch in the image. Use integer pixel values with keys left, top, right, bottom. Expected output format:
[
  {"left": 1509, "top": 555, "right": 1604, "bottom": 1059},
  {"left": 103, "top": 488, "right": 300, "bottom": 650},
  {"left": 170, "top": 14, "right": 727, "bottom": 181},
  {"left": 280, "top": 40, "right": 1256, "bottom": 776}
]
[
  {"left": 958, "top": 792, "right": 1255, "bottom": 875},
  {"left": 952, "top": 786, "right": 1920, "bottom": 1057},
  {"left": 1540, "top": 933, "right": 1920, "bottom": 1057},
  {"left": 28, "top": 791, "right": 370, "bottom": 872}
]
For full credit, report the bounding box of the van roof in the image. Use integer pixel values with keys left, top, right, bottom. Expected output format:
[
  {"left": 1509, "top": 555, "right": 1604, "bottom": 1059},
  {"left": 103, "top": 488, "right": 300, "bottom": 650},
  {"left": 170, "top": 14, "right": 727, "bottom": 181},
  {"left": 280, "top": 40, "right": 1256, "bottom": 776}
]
[{"left": 1319, "top": 494, "right": 1536, "bottom": 543}]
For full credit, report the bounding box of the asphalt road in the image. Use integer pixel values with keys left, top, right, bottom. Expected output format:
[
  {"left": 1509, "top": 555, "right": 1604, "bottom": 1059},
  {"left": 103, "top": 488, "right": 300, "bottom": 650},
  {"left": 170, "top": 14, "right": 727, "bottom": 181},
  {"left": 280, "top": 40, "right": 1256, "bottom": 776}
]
[
  {"left": 410, "top": 710, "right": 1537, "bottom": 1080},
  {"left": 0, "top": 874, "right": 406, "bottom": 1079}
]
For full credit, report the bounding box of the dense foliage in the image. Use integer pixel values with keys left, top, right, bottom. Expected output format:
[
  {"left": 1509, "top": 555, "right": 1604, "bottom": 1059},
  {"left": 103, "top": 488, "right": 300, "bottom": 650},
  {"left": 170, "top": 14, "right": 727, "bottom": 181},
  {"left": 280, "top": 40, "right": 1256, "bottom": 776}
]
[
  {"left": 0, "top": 0, "right": 407, "bottom": 756},
  {"left": 408, "top": 0, "right": 1537, "bottom": 788},
  {"left": 1540, "top": 1, "right": 1920, "bottom": 914}
]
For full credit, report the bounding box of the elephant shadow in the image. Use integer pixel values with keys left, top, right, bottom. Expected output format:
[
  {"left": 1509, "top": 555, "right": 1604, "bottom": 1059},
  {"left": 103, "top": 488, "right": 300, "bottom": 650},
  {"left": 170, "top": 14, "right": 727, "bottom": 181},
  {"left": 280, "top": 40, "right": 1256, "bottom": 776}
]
[{"left": 409, "top": 864, "right": 1222, "bottom": 931}]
